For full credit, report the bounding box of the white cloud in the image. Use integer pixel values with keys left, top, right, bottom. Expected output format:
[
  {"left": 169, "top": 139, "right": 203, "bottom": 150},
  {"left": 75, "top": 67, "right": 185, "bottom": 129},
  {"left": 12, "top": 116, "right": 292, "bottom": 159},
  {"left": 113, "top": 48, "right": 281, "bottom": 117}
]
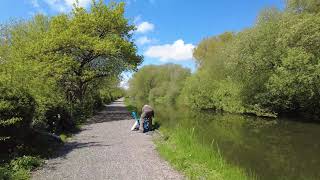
[
  {"left": 126, "top": 0, "right": 137, "bottom": 6},
  {"left": 120, "top": 72, "right": 132, "bottom": 89},
  {"left": 144, "top": 39, "right": 195, "bottom": 62},
  {"left": 64, "top": 0, "right": 91, "bottom": 7},
  {"left": 29, "top": 0, "right": 47, "bottom": 15},
  {"left": 136, "top": 36, "right": 152, "bottom": 45},
  {"left": 136, "top": 21, "right": 154, "bottom": 33},
  {"left": 43, "top": 0, "right": 92, "bottom": 12},
  {"left": 31, "top": 0, "right": 40, "bottom": 8},
  {"left": 133, "top": 15, "right": 142, "bottom": 24},
  {"left": 126, "top": 0, "right": 154, "bottom": 6},
  {"left": 120, "top": 80, "right": 129, "bottom": 89}
]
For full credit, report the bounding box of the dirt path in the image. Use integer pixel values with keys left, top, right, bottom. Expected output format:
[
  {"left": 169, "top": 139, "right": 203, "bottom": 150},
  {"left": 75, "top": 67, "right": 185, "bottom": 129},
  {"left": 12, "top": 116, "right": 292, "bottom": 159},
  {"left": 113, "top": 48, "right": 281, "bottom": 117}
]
[{"left": 32, "top": 98, "right": 183, "bottom": 180}]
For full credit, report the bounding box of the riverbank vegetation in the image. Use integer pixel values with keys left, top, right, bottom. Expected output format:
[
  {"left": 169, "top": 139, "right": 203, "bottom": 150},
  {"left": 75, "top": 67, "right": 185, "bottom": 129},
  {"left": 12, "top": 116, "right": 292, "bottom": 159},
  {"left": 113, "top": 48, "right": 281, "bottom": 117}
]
[
  {"left": 156, "top": 128, "right": 251, "bottom": 180},
  {"left": 155, "top": 114, "right": 253, "bottom": 180},
  {"left": 0, "top": 1, "right": 141, "bottom": 178},
  {"left": 181, "top": 0, "right": 320, "bottom": 119}
]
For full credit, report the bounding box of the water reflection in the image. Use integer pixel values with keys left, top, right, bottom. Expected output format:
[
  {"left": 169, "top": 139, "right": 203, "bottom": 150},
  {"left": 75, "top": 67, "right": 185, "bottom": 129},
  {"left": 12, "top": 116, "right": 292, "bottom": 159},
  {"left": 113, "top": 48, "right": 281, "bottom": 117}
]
[{"left": 156, "top": 106, "right": 320, "bottom": 180}]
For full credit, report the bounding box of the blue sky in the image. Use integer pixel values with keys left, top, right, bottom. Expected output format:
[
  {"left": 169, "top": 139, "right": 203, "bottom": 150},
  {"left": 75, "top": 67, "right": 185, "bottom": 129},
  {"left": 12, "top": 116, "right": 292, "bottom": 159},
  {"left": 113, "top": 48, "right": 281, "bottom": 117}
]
[{"left": 0, "top": 0, "right": 285, "bottom": 87}]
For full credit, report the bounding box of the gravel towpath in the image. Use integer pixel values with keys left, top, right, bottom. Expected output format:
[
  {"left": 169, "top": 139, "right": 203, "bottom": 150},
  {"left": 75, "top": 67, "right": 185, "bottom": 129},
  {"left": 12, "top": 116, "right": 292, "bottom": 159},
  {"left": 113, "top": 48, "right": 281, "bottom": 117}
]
[{"left": 32, "top": 98, "right": 183, "bottom": 180}]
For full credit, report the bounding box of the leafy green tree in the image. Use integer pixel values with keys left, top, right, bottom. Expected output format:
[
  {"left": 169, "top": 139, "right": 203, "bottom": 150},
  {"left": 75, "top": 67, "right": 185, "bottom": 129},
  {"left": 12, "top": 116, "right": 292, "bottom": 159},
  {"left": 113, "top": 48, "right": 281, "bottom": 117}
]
[
  {"left": 34, "top": 1, "right": 142, "bottom": 105},
  {"left": 181, "top": 32, "right": 244, "bottom": 112},
  {"left": 0, "top": 15, "right": 63, "bottom": 126},
  {"left": 0, "top": 0, "right": 141, "bottom": 136},
  {"left": 286, "top": 0, "right": 320, "bottom": 13},
  {"left": 262, "top": 12, "right": 320, "bottom": 115},
  {"left": 128, "top": 64, "right": 190, "bottom": 108}
]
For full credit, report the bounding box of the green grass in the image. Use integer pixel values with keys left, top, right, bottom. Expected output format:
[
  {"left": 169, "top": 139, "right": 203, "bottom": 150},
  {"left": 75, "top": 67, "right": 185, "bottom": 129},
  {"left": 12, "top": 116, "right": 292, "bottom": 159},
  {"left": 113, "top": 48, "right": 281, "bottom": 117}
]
[
  {"left": 59, "top": 130, "right": 81, "bottom": 143},
  {"left": 0, "top": 156, "right": 43, "bottom": 180},
  {"left": 59, "top": 134, "right": 69, "bottom": 143},
  {"left": 155, "top": 127, "right": 255, "bottom": 180}
]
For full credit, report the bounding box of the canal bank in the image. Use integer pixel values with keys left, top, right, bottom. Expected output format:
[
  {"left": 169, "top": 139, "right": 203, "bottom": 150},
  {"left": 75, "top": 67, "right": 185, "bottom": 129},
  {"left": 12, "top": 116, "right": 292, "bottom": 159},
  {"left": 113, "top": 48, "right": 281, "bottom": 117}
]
[{"left": 152, "top": 105, "right": 320, "bottom": 180}]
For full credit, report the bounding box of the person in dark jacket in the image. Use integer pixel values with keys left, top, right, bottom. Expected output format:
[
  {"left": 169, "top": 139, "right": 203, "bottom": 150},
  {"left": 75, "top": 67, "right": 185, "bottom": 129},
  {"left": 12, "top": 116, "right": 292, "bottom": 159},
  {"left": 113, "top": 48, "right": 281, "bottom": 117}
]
[{"left": 139, "top": 105, "right": 154, "bottom": 132}]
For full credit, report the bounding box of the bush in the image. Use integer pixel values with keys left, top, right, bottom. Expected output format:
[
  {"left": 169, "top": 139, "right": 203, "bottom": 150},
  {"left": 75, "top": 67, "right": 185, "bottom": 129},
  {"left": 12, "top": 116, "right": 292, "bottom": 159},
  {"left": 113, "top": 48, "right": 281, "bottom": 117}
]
[
  {"left": 10, "top": 156, "right": 43, "bottom": 172},
  {"left": 10, "top": 168, "right": 29, "bottom": 180},
  {"left": 181, "top": 75, "right": 244, "bottom": 113},
  {"left": 0, "top": 85, "right": 35, "bottom": 129},
  {"left": 0, "top": 166, "right": 11, "bottom": 180},
  {"left": 0, "top": 85, "right": 36, "bottom": 153},
  {"left": 0, "top": 156, "right": 43, "bottom": 180}
]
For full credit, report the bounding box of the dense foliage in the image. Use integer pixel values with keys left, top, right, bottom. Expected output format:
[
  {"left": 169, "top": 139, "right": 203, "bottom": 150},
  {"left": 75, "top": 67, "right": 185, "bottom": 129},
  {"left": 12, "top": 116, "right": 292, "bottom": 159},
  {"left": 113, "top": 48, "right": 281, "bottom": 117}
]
[
  {"left": 180, "top": 0, "right": 320, "bottom": 119},
  {"left": 128, "top": 64, "right": 190, "bottom": 109},
  {"left": 0, "top": 86, "right": 35, "bottom": 151},
  {"left": 0, "top": 0, "right": 141, "bottom": 167}
]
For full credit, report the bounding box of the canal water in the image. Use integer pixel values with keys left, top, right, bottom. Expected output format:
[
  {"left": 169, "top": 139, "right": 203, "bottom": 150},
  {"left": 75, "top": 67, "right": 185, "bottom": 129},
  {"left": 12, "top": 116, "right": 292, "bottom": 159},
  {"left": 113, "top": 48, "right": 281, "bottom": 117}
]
[{"left": 156, "top": 106, "right": 320, "bottom": 180}]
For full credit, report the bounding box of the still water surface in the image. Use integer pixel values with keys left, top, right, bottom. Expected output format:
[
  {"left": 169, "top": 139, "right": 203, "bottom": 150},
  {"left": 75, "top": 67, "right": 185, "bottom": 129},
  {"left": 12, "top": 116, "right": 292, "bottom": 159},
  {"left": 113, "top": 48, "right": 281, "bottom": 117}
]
[{"left": 156, "top": 106, "right": 320, "bottom": 180}]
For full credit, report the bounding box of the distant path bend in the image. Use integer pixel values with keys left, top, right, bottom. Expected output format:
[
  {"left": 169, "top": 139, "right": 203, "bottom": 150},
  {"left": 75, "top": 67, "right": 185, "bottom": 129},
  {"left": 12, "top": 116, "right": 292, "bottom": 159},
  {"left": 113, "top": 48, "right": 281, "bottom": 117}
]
[{"left": 32, "top": 98, "right": 183, "bottom": 180}]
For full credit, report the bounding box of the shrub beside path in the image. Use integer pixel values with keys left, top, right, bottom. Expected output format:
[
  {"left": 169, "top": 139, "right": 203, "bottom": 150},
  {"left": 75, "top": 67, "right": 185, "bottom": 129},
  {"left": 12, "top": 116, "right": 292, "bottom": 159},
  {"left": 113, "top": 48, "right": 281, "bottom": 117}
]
[{"left": 32, "top": 98, "right": 183, "bottom": 180}]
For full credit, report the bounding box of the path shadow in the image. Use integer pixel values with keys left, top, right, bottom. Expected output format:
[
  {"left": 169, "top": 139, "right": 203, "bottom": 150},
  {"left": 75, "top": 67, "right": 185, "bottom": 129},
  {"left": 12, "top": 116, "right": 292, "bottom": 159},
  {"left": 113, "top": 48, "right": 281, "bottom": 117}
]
[
  {"left": 41, "top": 99, "right": 129, "bottom": 164},
  {"left": 40, "top": 141, "right": 113, "bottom": 171},
  {"left": 85, "top": 101, "right": 132, "bottom": 124},
  {"left": 52, "top": 141, "right": 112, "bottom": 159},
  {"left": 36, "top": 141, "right": 113, "bottom": 171}
]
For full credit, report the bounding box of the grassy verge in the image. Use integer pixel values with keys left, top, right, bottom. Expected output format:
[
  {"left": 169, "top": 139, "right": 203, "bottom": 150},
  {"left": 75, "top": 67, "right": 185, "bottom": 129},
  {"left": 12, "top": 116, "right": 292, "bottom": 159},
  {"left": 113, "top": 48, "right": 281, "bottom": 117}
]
[
  {"left": 155, "top": 127, "right": 255, "bottom": 180},
  {"left": 0, "top": 156, "right": 43, "bottom": 180}
]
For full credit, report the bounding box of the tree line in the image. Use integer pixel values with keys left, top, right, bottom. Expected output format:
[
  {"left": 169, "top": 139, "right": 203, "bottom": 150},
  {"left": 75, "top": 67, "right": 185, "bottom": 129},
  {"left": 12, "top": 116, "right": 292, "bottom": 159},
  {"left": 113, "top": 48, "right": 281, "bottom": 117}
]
[
  {"left": 128, "top": 0, "right": 320, "bottom": 120},
  {"left": 128, "top": 64, "right": 191, "bottom": 109},
  {"left": 0, "top": 0, "right": 141, "bottom": 165}
]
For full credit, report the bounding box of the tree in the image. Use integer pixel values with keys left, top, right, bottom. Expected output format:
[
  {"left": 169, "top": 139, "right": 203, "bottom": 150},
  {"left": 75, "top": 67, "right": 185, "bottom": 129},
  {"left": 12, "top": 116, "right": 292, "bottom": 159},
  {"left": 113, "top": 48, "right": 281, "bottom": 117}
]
[
  {"left": 179, "top": 0, "right": 320, "bottom": 118},
  {"left": 286, "top": 0, "right": 320, "bottom": 13},
  {"left": 128, "top": 64, "right": 190, "bottom": 108},
  {"left": 33, "top": 1, "right": 142, "bottom": 105},
  {"left": 0, "top": 0, "right": 142, "bottom": 130}
]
